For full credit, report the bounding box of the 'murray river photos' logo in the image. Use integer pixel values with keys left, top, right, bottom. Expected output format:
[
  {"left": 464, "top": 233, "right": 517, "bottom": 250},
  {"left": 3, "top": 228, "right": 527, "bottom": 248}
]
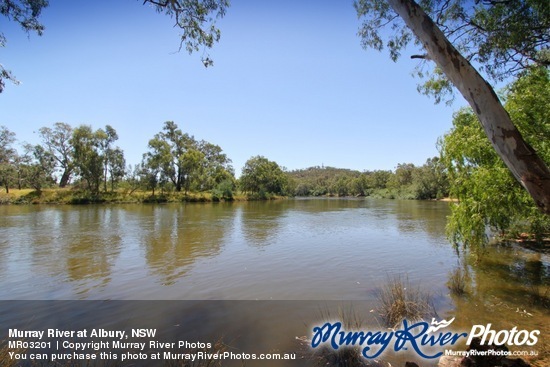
[{"left": 310, "top": 317, "right": 540, "bottom": 359}]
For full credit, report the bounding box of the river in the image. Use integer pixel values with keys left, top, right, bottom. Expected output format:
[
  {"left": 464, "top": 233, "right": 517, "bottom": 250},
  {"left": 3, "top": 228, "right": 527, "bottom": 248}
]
[{"left": 0, "top": 198, "right": 548, "bottom": 366}]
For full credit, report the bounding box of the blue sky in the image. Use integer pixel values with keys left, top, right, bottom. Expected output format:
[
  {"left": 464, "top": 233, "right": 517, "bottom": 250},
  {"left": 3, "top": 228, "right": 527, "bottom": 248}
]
[{"left": 0, "top": 0, "right": 464, "bottom": 175}]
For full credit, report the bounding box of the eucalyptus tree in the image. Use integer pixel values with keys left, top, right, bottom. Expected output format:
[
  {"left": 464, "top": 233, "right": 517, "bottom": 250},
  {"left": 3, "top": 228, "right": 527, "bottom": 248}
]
[
  {"left": 143, "top": 0, "right": 229, "bottom": 67},
  {"left": 38, "top": 122, "right": 73, "bottom": 187},
  {"left": 96, "top": 125, "right": 122, "bottom": 192},
  {"left": 440, "top": 67, "right": 550, "bottom": 246},
  {"left": 145, "top": 121, "right": 195, "bottom": 192},
  {"left": 107, "top": 147, "right": 126, "bottom": 192},
  {"left": 197, "top": 140, "right": 234, "bottom": 190},
  {"left": 21, "top": 143, "right": 56, "bottom": 193},
  {"left": 145, "top": 121, "right": 234, "bottom": 193},
  {"left": 0, "top": 125, "right": 16, "bottom": 192},
  {"left": 70, "top": 125, "right": 104, "bottom": 195},
  {"left": 240, "top": 156, "right": 288, "bottom": 196},
  {"left": 355, "top": 0, "right": 550, "bottom": 213}
]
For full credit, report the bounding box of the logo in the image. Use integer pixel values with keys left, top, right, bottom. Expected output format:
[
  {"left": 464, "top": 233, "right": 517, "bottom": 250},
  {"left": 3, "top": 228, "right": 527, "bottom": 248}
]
[{"left": 310, "top": 318, "right": 539, "bottom": 360}]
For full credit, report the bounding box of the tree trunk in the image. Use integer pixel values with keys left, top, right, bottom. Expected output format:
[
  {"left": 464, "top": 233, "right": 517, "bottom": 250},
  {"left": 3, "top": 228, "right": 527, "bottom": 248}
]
[
  {"left": 387, "top": 0, "right": 550, "bottom": 215},
  {"left": 59, "top": 169, "right": 71, "bottom": 188}
]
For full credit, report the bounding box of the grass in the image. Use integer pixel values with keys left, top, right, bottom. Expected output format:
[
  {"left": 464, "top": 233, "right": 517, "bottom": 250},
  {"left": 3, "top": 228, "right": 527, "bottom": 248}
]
[
  {"left": 0, "top": 188, "right": 259, "bottom": 205},
  {"left": 447, "top": 267, "right": 468, "bottom": 296},
  {"left": 377, "top": 275, "right": 436, "bottom": 329}
]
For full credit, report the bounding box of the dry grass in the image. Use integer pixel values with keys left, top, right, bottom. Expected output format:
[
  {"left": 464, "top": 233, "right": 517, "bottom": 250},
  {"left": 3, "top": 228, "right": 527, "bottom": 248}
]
[{"left": 377, "top": 275, "right": 436, "bottom": 329}]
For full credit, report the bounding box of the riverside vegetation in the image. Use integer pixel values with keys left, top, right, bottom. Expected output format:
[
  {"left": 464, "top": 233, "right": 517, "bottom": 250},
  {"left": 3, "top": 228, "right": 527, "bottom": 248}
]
[{"left": 1, "top": 70, "right": 549, "bottom": 249}]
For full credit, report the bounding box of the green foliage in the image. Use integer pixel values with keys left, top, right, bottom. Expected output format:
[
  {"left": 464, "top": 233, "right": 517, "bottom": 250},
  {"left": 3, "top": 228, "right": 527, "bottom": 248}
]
[
  {"left": 144, "top": 121, "right": 234, "bottom": 193},
  {"left": 38, "top": 122, "right": 74, "bottom": 187},
  {"left": 355, "top": 0, "right": 550, "bottom": 102},
  {"left": 70, "top": 125, "right": 105, "bottom": 195},
  {"left": 440, "top": 67, "right": 550, "bottom": 248},
  {"left": 412, "top": 157, "right": 449, "bottom": 200},
  {"left": 0, "top": 126, "right": 17, "bottom": 193},
  {"left": 286, "top": 163, "right": 448, "bottom": 200},
  {"left": 69, "top": 125, "right": 125, "bottom": 196},
  {"left": 20, "top": 144, "right": 56, "bottom": 193},
  {"left": 239, "top": 156, "right": 288, "bottom": 196},
  {"left": 211, "top": 179, "right": 234, "bottom": 201},
  {"left": 144, "top": 0, "right": 229, "bottom": 67},
  {"left": 0, "top": 0, "right": 48, "bottom": 92}
]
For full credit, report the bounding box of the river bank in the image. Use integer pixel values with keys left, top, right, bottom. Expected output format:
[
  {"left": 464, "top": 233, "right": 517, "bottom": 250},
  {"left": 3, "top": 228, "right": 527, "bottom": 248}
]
[{"left": 0, "top": 188, "right": 288, "bottom": 205}]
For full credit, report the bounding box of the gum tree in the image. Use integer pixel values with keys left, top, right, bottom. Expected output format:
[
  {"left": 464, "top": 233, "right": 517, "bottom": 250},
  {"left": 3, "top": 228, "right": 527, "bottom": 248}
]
[
  {"left": 0, "top": 125, "right": 16, "bottom": 192},
  {"left": 441, "top": 67, "right": 550, "bottom": 246},
  {"left": 355, "top": 0, "right": 550, "bottom": 214},
  {"left": 38, "top": 122, "right": 74, "bottom": 187}
]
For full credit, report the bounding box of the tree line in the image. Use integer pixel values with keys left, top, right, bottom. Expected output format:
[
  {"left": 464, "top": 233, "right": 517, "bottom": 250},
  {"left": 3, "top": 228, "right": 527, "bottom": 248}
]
[
  {"left": 286, "top": 160, "right": 449, "bottom": 200},
  {"left": 0, "top": 120, "right": 448, "bottom": 201},
  {"left": 0, "top": 121, "right": 235, "bottom": 199},
  {"left": 1, "top": 66, "right": 547, "bottom": 246}
]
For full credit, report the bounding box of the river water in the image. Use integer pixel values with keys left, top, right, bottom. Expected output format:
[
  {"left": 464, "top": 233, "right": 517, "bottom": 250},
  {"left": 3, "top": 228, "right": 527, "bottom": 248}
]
[{"left": 0, "top": 198, "right": 548, "bottom": 366}]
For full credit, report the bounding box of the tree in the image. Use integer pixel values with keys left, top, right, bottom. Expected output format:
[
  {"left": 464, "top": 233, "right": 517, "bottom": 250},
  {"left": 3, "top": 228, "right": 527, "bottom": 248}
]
[
  {"left": 355, "top": 0, "right": 550, "bottom": 214},
  {"left": 1, "top": 0, "right": 226, "bottom": 93},
  {"left": 70, "top": 125, "right": 104, "bottom": 195},
  {"left": 21, "top": 143, "right": 56, "bottom": 193},
  {"left": 197, "top": 140, "right": 234, "bottom": 190},
  {"left": 440, "top": 67, "right": 550, "bottom": 246},
  {"left": 96, "top": 125, "right": 121, "bottom": 192},
  {"left": 143, "top": 0, "right": 229, "bottom": 67},
  {"left": 145, "top": 121, "right": 195, "bottom": 192},
  {"left": 38, "top": 122, "right": 74, "bottom": 187},
  {"left": 144, "top": 121, "right": 233, "bottom": 193},
  {"left": 412, "top": 157, "right": 449, "bottom": 200},
  {"left": 107, "top": 147, "right": 126, "bottom": 192},
  {"left": 0, "top": 125, "right": 17, "bottom": 192},
  {"left": 240, "top": 156, "right": 288, "bottom": 197},
  {"left": 180, "top": 148, "right": 205, "bottom": 193},
  {"left": 1, "top": 0, "right": 48, "bottom": 92}
]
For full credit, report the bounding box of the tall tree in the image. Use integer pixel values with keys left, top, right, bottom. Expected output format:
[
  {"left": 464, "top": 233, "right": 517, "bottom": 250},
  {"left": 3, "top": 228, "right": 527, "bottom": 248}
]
[
  {"left": 38, "top": 122, "right": 73, "bottom": 187},
  {"left": 145, "top": 121, "right": 195, "bottom": 192},
  {"left": 70, "top": 125, "right": 104, "bottom": 195},
  {"left": 0, "top": 125, "right": 16, "bottom": 192},
  {"left": 441, "top": 67, "right": 550, "bottom": 246},
  {"left": 96, "top": 125, "right": 120, "bottom": 192},
  {"left": 197, "top": 140, "right": 234, "bottom": 190},
  {"left": 355, "top": 0, "right": 550, "bottom": 214}
]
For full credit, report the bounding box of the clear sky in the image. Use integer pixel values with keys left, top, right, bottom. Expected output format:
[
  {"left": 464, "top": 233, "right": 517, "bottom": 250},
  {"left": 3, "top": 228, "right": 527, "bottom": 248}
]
[{"left": 0, "top": 0, "right": 465, "bottom": 175}]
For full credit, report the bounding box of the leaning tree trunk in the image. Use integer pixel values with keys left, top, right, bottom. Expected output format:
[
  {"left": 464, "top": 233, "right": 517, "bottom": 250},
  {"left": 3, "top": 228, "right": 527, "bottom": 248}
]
[
  {"left": 387, "top": 0, "right": 550, "bottom": 215},
  {"left": 59, "top": 167, "right": 72, "bottom": 188}
]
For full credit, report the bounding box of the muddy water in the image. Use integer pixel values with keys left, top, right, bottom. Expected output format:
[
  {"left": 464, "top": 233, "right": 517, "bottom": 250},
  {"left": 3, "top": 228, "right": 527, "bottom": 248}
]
[{"left": 0, "top": 198, "right": 547, "bottom": 366}]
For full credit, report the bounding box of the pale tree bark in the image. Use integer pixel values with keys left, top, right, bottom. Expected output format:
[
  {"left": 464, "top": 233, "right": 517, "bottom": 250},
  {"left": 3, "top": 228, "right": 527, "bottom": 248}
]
[{"left": 387, "top": 0, "right": 550, "bottom": 215}]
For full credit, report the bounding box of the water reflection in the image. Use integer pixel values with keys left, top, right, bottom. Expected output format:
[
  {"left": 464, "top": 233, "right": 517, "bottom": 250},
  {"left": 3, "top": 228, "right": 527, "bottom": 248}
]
[
  {"left": 140, "top": 204, "right": 230, "bottom": 285},
  {"left": 239, "top": 201, "right": 286, "bottom": 248},
  {"left": 0, "top": 199, "right": 456, "bottom": 300}
]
